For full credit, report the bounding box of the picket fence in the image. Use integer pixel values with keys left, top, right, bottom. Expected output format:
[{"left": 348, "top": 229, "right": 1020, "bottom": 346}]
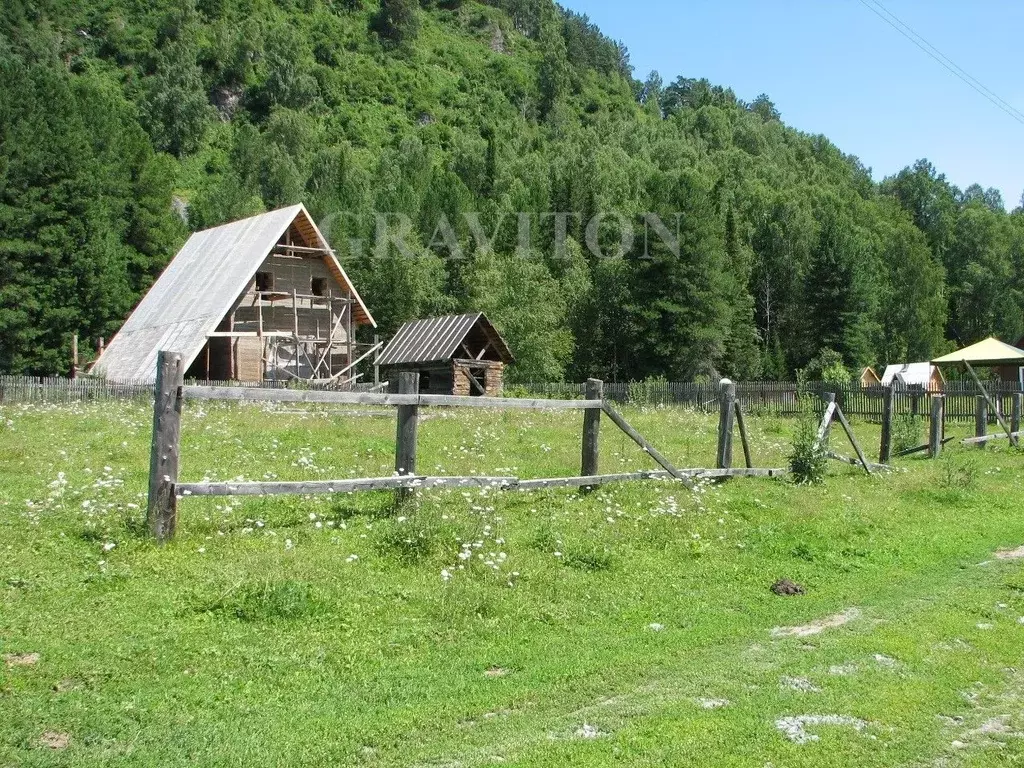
[
  {"left": 0, "top": 375, "right": 1019, "bottom": 423},
  {"left": 520, "top": 380, "right": 1023, "bottom": 423},
  {"left": 0, "top": 376, "right": 378, "bottom": 405}
]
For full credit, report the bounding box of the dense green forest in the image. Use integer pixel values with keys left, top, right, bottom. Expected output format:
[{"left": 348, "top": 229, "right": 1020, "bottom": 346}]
[{"left": 2, "top": 0, "right": 1023, "bottom": 381}]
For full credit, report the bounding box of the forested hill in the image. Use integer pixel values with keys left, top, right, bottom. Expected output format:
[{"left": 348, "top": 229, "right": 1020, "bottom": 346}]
[{"left": 2, "top": 0, "right": 1022, "bottom": 381}]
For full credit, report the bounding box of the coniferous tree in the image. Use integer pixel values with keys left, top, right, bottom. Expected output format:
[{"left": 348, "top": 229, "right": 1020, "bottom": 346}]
[{"left": 372, "top": 0, "right": 421, "bottom": 45}]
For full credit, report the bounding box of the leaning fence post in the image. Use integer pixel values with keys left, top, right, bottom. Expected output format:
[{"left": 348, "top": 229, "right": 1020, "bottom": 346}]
[
  {"left": 395, "top": 371, "right": 420, "bottom": 504},
  {"left": 929, "top": 395, "right": 944, "bottom": 458},
  {"left": 148, "top": 350, "right": 184, "bottom": 542},
  {"left": 879, "top": 385, "right": 893, "bottom": 464},
  {"left": 581, "top": 378, "right": 603, "bottom": 486},
  {"left": 716, "top": 378, "right": 736, "bottom": 469},
  {"left": 1012, "top": 393, "right": 1022, "bottom": 438},
  {"left": 821, "top": 392, "right": 836, "bottom": 449},
  {"left": 975, "top": 395, "right": 988, "bottom": 449}
]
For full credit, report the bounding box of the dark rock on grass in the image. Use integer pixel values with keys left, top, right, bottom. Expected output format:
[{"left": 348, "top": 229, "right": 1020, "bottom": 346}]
[{"left": 771, "top": 578, "right": 805, "bottom": 596}]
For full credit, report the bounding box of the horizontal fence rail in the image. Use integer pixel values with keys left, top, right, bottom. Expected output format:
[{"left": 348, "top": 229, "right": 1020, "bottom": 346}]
[
  {"left": 183, "top": 385, "right": 601, "bottom": 410},
  {"left": 174, "top": 468, "right": 789, "bottom": 499}
]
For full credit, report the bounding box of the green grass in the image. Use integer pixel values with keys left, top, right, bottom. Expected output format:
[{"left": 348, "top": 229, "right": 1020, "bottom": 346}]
[{"left": 2, "top": 401, "right": 1024, "bottom": 766}]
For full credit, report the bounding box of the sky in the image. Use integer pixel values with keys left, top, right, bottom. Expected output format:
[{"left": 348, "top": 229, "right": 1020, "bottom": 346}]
[{"left": 561, "top": 0, "right": 1024, "bottom": 209}]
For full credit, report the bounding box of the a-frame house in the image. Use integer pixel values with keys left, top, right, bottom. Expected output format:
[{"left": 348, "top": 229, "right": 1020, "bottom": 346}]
[{"left": 94, "top": 204, "right": 375, "bottom": 383}]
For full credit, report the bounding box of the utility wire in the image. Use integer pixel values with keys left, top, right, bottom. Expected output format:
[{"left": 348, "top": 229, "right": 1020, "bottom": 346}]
[
  {"left": 866, "top": 0, "right": 1024, "bottom": 123},
  {"left": 867, "top": 0, "right": 1024, "bottom": 123},
  {"left": 856, "top": 0, "right": 1024, "bottom": 127}
]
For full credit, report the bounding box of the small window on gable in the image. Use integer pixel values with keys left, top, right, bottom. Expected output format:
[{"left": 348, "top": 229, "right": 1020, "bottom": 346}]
[
  {"left": 311, "top": 277, "right": 328, "bottom": 297},
  {"left": 255, "top": 271, "right": 274, "bottom": 292}
]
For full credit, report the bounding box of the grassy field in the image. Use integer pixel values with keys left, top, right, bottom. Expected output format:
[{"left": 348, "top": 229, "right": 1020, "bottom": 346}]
[{"left": 2, "top": 399, "right": 1024, "bottom": 766}]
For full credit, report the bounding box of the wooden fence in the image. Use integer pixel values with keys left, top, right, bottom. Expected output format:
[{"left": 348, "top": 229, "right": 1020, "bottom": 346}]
[
  {"left": 520, "top": 380, "right": 1024, "bottom": 422},
  {"left": 145, "top": 356, "right": 786, "bottom": 541},
  {"left": 0, "top": 375, "right": 381, "bottom": 404},
  {"left": 3, "top": 374, "right": 1021, "bottom": 424}
]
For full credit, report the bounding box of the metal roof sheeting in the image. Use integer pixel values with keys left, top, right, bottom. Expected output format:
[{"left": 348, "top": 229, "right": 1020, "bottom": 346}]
[
  {"left": 880, "top": 362, "right": 940, "bottom": 387},
  {"left": 93, "top": 204, "right": 375, "bottom": 382},
  {"left": 377, "top": 313, "right": 514, "bottom": 367}
]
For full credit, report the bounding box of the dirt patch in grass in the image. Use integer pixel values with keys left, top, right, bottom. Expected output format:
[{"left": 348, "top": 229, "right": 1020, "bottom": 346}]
[
  {"left": 775, "top": 714, "right": 868, "bottom": 744},
  {"left": 771, "top": 578, "right": 805, "bottom": 595},
  {"left": 770, "top": 608, "right": 860, "bottom": 638},
  {"left": 39, "top": 731, "right": 70, "bottom": 750},
  {"left": 994, "top": 545, "right": 1024, "bottom": 560},
  {"left": 4, "top": 652, "right": 40, "bottom": 667}
]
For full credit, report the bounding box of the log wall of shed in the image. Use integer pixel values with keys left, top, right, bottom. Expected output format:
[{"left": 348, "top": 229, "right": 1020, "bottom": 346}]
[{"left": 453, "top": 360, "right": 503, "bottom": 396}]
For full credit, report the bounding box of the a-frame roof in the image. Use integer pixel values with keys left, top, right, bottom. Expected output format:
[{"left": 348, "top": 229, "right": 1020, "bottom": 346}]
[
  {"left": 377, "top": 313, "right": 514, "bottom": 367},
  {"left": 94, "top": 204, "right": 374, "bottom": 382}
]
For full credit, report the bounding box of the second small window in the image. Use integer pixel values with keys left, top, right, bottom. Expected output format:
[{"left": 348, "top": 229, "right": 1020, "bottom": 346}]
[{"left": 255, "top": 271, "right": 274, "bottom": 292}]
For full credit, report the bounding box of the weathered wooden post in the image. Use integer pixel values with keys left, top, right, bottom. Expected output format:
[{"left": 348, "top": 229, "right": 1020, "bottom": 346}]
[
  {"left": 373, "top": 333, "right": 381, "bottom": 387},
  {"left": 394, "top": 371, "right": 420, "bottom": 504},
  {"left": 928, "top": 395, "right": 944, "bottom": 458},
  {"left": 716, "top": 378, "right": 736, "bottom": 469},
  {"left": 879, "top": 385, "right": 893, "bottom": 464},
  {"left": 1012, "top": 393, "right": 1022, "bottom": 438},
  {"left": 975, "top": 396, "right": 988, "bottom": 448},
  {"left": 821, "top": 392, "right": 836, "bottom": 449},
  {"left": 581, "top": 378, "right": 603, "bottom": 485},
  {"left": 71, "top": 333, "right": 79, "bottom": 379},
  {"left": 148, "top": 351, "right": 184, "bottom": 542}
]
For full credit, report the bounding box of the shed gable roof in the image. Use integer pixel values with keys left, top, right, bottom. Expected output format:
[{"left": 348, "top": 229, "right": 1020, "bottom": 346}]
[
  {"left": 377, "top": 313, "right": 514, "bottom": 367},
  {"left": 880, "top": 362, "right": 941, "bottom": 387},
  {"left": 94, "top": 204, "right": 374, "bottom": 382}
]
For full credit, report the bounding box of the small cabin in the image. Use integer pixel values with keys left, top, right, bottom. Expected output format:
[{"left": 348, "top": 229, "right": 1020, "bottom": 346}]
[
  {"left": 378, "top": 313, "right": 514, "bottom": 396},
  {"left": 858, "top": 367, "right": 881, "bottom": 387},
  {"left": 93, "top": 205, "right": 375, "bottom": 383}
]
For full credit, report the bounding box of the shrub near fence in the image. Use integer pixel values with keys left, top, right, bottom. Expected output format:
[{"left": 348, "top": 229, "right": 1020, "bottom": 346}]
[{"left": 2, "top": 374, "right": 1021, "bottom": 423}]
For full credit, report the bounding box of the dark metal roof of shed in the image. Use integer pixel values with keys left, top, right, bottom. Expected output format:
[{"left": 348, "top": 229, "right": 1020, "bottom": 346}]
[{"left": 377, "top": 312, "right": 514, "bottom": 366}]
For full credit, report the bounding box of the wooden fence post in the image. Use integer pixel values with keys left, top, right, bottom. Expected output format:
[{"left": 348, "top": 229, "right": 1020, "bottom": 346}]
[
  {"left": 929, "top": 395, "right": 944, "bottom": 458},
  {"left": 975, "top": 396, "right": 988, "bottom": 448},
  {"left": 734, "top": 401, "right": 753, "bottom": 468},
  {"left": 879, "top": 385, "right": 893, "bottom": 464},
  {"left": 581, "top": 378, "right": 603, "bottom": 485},
  {"left": 148, "top": 351, "right": 184, "bottom": 542},
  {"left": 821, "top": 392, "right": 836, "bottom": 449},
  {"left": 1012, "top": 393, "right": 1022, "bottom": 437},
  {"left": 373, "top": 333, "right": 380, "bottom": 387},
  {"left": 716, "top": 378, "right": 736, "bottom": 469},
  {"left": 395, "top": 371, "right": 420, "bottom": 504}
]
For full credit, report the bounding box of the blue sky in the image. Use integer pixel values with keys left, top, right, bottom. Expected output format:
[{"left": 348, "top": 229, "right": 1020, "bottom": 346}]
[{"left": 561, "top": 0, "right": 1024, "bottom": 209}]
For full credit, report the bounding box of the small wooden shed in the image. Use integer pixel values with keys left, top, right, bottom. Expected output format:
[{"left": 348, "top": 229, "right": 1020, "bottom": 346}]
[
  {"left": 858, "top": 367, "right": 881, "bottom": 387},
  {"left": 378, "top": 313, "right": 514, "bottom": 396}
]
